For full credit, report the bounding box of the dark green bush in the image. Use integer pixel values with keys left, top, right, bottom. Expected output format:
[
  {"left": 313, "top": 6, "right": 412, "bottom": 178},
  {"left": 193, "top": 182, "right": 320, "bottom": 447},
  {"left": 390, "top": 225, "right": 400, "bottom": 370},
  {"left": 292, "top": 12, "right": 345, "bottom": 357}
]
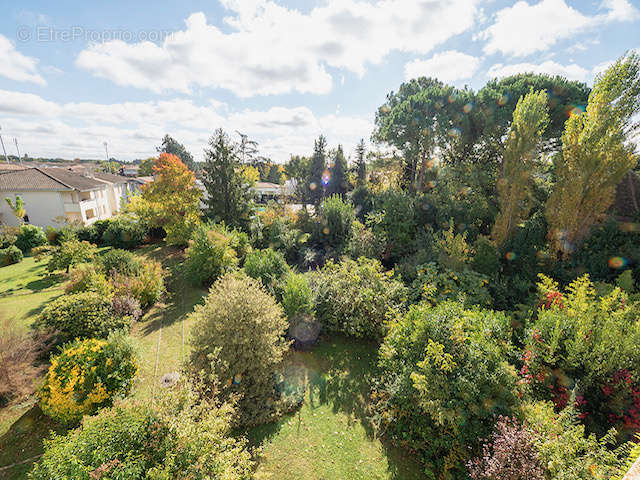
[
  {"left": 375, "top": 301, "right": 518, "bottom": 478},
  {"left": 370, "top": 190, "right": 416, "bottom": 262},
  {"left": 15, "top": 224, "right": 47, "bottom": 253},
  {"left": 0, "top": 245, "right": 23, "bottom": 266},
  {"left": 311, "top": 257, "right": 407, "bottom": 339},
  {"left": 244, "top": 248, "right": 290, "bottom": 294},
  {"left": 314, "top": 194, "right": 355, "bottom": 253},
  {"left": 76, "top": 219, "right": 111, "bottom": 244},
  {"left": 37, "top": 291, "right": 128, "bottom": 342},
  {"left": 100, "top": 248, "right": 141, "bottom": 276},
  {"left": 101, "top": 216, "right": 146, "bottom": 249}
]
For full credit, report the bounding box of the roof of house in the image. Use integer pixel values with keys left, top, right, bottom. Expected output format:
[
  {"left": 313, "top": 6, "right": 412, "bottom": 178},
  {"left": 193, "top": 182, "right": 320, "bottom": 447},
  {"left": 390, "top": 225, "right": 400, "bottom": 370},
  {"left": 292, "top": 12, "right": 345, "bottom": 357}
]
[
  {"left": 0, "top": 163, "right": 29, "bottom": 172},
  {"left": 255, "top": 182, "right": 282, "bottom": 190},
  {"left": 0, "top": 167, "right": 106, "bottom": 192},
  {"left": 92, "top": 171, "right": 129, "bottom": 184}
]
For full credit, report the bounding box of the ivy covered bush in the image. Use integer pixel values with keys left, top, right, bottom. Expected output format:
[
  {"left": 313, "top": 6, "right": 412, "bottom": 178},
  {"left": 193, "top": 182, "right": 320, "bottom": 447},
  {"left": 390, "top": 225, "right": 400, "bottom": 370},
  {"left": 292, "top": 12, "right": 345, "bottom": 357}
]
[
  {"left": 188, "top": 272, "right": 291, "bottom": 426},
  {"left": 523, "top": 274, "right": 640, "bottom": 437},
  {"left": 311, "top": 257, "right": 407, "bottom": 339},
  {"left": 374, "top": 301, "right": 518, "bottom": 478},
  {"left": 31, "top": 384, "right": 253, "bottom": 479},
  {"left": 37, "top": 291, "right": 129, "bottom": 341},
  {"left": 39, "top": 332, "right": 137, "bottom": 424}
]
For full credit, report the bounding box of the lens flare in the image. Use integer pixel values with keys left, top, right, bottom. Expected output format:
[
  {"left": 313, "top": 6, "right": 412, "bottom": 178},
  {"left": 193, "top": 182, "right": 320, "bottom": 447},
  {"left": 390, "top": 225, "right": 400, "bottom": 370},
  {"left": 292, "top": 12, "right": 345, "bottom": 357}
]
[
  {"left": 608, "top": 257, "right": 628, "bottom": 269},
  {"left": 309, "top": 182, "right": 317, "bottom": 191},
  {"left": 505, "top": 251, "right": 517, "bottom": 261},
  {"left": 498, "top": 94, "right": 509, "bottom": 106},
  {"left": 463, "top": 102, "right": 473, "bottom": 113}
]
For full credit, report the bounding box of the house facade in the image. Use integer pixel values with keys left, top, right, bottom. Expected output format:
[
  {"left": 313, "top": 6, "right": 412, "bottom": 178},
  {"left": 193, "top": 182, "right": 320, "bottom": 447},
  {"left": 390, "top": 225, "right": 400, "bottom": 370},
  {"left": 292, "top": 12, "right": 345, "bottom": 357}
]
[{"left": 0, "top": 167, "right": 130, "bottom": 227}]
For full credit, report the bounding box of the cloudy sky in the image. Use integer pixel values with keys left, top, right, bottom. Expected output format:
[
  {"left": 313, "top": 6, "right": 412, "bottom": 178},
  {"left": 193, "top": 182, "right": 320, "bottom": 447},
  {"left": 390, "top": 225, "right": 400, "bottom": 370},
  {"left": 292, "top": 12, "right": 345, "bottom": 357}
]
[{"left": 0, "top": 0, "right": 638, "bottom": 163}]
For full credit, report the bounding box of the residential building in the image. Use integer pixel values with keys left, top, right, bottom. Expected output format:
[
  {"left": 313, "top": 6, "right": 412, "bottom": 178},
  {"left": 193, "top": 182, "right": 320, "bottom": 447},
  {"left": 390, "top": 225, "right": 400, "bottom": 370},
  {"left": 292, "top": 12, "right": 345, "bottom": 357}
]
[{"left": 0, "top": 167, "right": 129, "bottom": 227}]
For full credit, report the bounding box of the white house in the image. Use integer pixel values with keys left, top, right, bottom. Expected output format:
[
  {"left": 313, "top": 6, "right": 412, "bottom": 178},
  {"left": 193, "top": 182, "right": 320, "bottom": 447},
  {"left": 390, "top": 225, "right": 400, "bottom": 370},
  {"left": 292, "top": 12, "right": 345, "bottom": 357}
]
[{"left": 0, "top": 167, "right": 130, "bottom": 227}]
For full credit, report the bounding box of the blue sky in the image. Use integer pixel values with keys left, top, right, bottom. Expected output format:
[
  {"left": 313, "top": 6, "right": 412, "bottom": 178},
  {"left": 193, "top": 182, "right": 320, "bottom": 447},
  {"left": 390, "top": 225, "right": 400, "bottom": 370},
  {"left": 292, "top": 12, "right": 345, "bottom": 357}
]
[{"left": 0, "top": 0, "right": 638, "bottom": 162}]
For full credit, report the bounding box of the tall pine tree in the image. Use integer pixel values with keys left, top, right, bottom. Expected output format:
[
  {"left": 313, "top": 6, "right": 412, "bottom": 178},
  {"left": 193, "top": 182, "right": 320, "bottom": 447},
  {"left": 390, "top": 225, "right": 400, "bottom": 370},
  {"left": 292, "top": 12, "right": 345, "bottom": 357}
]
[
  {"left": 202, "top": 129, "right": 254, "bottom": 229},
  {"left": 157, "top": 135, "right": 196, "bottom": 172},
  {"left": 328, "top": 145, "right": 347, "bottom": 197},
  {"left": 307, "top": 135, "right": 327, "bottom": 206},
  {"left": 354, "top": 139, "right": 367, "bottom": 187}
]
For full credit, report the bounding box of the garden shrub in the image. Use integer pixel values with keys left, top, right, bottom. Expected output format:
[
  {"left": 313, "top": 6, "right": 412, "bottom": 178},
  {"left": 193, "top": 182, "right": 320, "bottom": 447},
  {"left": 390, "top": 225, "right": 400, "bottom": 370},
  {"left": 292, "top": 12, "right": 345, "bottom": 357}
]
[
  {"left": 434, "top": 220, "right": 473, "bottom": 272},
  {"left": 31, "top": 384, "right": 253, "bottom": 479},
  {"left": 39, "top": 332, "right": 137, "bottom": 424},
  {"left": 523, "top": 274, "right": 640, "bottom": 438},
  {"left": 467, "top": 416, "right": 544, "bottom": 480},
  {"left": 0, "top": 224, "right": 19, "bottom": 248},
  {"left": 47, "top": 239, "right": 98, "bottom": 273},
  {"left": 350, "top": 185, "right": 377, "bottom": 222},
  {"left": 311, "top": 257, "right": 407, "bottom": 339},
  {"left": 244, "top": 248, "right": 290, "bottom": 294},
  {"left": 101, "top": 216, "right": 147, "bottom": 249},
  {"left": 111, "top": 295, "right": 143, "bottom": 322},
  {"left": 111, "top": 258, "right": 164, "bottom": 309},
  {"left": 471, "top": 235, "right": 501, "bottom": 277},
  {"left": 15, "top": 224, "right": 47, "bottom": 253},
  {"left": 346, "top": 220, "right": 386, "bottom": 260},
  {"left": 185, "top": 222, "right": 240, "bottom": 286},
  {"left": 521, "top": 401, "right": 628, "bottom": 480},
  {"left": 37, "top": 291, "right": 128, "bottom": 342},
  {"left": 76, "top": 219, "right": 110, "bottom": 244},
  {"left": 0, "top": 245, "right": 23, "bottom": 266},
  {"left": 188, "top": 272, "right": 291, "bottom": 426},
  {"left": 280, "top": 272, "right": 313, "bottom": 319},
  {"left": 99, "top": 248, "right": 141, "bottom": 276},
  {"left": 410, "top": 262, "right": 492, "bottom": 307},
  {"left": 251, "top": 204, "right": 309, "bottom": 265},
  {"left": 314, "top": 194, "right": 355, "bottom": 253},
  {"left": 65, "top": 263, "right": 112, "bottom": 296},
  {"left": 370, "top": 189, "right": 417, "bottom": 262},
  {"left": 375, "top": 301, "right": 518, "bottom": 478}
]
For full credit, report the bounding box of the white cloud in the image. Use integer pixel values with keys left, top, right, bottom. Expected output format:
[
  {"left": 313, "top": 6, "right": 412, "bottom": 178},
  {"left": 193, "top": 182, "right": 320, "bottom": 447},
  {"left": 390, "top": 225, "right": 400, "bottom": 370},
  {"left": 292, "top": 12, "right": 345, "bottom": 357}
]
[
  {"left": 0, "top": 89, "right": 372, "bottom": 162},
  {"left": 0, "top": 34, "right": 46, "bottom": 85},
  {"left": 479, "top": 0, "right": 639, "bottom": 57},
  {"left": 487, "top": 60, "right": 590, "bottom": 82},
  {"left": 404, "top": 50, "right": 481, "bottom": 83},
  {"left": 76, "top": 0, "right": 480, "bottom": 97}
]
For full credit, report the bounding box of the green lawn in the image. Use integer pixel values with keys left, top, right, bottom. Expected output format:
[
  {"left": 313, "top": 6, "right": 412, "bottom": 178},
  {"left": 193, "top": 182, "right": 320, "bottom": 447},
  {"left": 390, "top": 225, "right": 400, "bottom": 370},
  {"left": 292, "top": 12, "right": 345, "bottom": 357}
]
[
  {"left": 248, "top": 338, "right": 424, "bottom": 480},
  {"left": 0, "top": 244, "right": 423, "bottom": 479}
]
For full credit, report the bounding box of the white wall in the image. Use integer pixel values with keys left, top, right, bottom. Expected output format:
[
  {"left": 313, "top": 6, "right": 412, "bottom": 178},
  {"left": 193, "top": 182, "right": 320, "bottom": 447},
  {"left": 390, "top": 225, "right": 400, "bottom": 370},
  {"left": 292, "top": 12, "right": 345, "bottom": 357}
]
[{"left": 0, "top": 191, "right": 66, "bottom": 228}]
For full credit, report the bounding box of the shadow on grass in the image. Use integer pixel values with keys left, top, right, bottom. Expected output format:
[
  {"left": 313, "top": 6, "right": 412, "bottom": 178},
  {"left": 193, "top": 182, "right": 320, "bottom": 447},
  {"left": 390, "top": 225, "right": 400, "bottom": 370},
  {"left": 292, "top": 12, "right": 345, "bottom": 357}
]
[
  {"left": 247, "top": 337, "right": 424, "bottom": 479},
  {"left": 0, "top": 405, "right": 67, "bottom": 479},
  {"left": 24, "top": 274, "right": 64, "bottom": 292}
]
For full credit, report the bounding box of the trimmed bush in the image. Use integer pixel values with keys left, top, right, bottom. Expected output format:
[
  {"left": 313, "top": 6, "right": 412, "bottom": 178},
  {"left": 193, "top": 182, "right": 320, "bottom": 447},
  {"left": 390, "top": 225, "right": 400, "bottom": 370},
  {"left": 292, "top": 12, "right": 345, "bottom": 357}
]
[
  {"left": 375, "top": 302, "right": 518, "bottom": 478},
  {"left": 311, "top": 257, "right": 407, "bottom": 339},
  {"left": 31, "top": 385, "right": 253, "bottom": 479},
  {"left": 101, "top": 216, "right": 146, "bottom": 249},
  {"left": 189, "top": 272, "right": 291, "bottom": 426},
  {"left": 244, "top": 248, "right": 290, "bottom": 294},
  {"left": 99, "top": 248, "right": 141, "bottom": 276},
  {"left": 0, "top": 245, "right": 23, "bottom": 266},
  {"left": 185, "top": 223, "right": 241, "bottom": 286},
  {"left": 15, "top": 224, "right": 47, "bottom": 253},
  {"left": 39, "top": 332, "right": 137, "bottom": 424},
  {"left": 37, "top": 291, "right": 128, "bottom": 342}
]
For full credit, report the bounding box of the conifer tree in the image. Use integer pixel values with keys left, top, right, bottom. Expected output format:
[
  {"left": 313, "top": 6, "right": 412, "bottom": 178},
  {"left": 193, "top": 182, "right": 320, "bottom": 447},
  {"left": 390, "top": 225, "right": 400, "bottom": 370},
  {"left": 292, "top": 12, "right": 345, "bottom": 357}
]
[
  {"left": 328, "top": 145, "right": 348, "bottom": 197},
  {"left": 355, "top": 139, "right": 367, "bottom": 187},
  {"left": 307, "top": 135, "right": 327, "bottom": 206}
]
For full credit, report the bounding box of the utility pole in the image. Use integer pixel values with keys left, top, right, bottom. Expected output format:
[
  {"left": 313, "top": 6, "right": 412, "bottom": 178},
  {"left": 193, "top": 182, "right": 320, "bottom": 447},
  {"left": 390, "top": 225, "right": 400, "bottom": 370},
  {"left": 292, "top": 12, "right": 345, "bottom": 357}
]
[
  {"left": 103, "top": 141, "right": 112, "bottom": 173},
  {"left": 0, "top": 125, "right": 9, "bottom": 164},
  {"left": 14, "top": 138, "right": 22, "bottom": 164}
]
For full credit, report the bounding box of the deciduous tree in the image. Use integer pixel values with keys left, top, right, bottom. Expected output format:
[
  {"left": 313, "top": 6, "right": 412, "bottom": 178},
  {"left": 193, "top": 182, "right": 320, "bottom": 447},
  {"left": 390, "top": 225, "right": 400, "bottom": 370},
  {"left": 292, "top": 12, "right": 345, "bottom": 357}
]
[
  {"left": 492, "top": 90, "right": 549, "bottom": 246},
  {"left": 546, "top": 53, "right": 640, "bottom": 256}
]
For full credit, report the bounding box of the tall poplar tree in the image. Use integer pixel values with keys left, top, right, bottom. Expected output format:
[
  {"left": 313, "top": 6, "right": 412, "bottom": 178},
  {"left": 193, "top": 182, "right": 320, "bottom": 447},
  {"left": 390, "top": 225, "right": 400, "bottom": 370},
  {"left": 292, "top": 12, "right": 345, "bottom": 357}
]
[
  {"left": 354, "top": 139, "right": 367, "bottom": 187},
  {"left": 328, "top": 145, "right": 347, "bottom": 197},
  {"left": 307, "top": 135, "right": 327, "bottom": 206}
]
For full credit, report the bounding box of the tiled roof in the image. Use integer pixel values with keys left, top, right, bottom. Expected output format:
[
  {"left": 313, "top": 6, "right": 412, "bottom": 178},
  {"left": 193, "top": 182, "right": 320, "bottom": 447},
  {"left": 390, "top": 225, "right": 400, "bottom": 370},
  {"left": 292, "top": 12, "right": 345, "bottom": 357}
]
[
  {"left": 0, "top": 167, "right": 105, "bottom": 192},
  {"left": 92, "top": 171, "right": 129, "bottom": 184},
  {"left": 43, "top": 168, "right": 106, "bottom": 190},
  {"left": 0, "top": 163, "right": 28, "bottom": 172}
]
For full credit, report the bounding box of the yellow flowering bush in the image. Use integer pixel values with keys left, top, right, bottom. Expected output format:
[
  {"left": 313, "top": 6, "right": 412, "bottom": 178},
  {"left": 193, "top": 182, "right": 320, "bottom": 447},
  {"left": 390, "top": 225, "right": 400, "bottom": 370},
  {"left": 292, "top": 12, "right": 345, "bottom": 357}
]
[{"left": 39, "top": 332, "right": 137, "bottom": 424}]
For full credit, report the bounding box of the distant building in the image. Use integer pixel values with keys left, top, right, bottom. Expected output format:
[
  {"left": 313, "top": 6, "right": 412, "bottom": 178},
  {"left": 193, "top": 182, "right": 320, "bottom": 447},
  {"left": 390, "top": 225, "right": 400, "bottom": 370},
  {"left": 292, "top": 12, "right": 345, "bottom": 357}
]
[
  {"left": 254, "top": 182, "right": 283, "bottom": 203},
  {"left": 120, "top": 164, "right": 139, "bottom": 177},
  {"left": 0, "top": 167, "right": 130, "bottom": 227}
]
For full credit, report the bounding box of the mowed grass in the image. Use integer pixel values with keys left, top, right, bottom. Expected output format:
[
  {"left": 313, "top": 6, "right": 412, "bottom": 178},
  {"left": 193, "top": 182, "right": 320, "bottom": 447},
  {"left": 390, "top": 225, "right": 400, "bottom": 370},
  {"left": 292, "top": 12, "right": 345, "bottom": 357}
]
[{"left": 248, "top": 338, "right": 424, "bottom": 480}]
